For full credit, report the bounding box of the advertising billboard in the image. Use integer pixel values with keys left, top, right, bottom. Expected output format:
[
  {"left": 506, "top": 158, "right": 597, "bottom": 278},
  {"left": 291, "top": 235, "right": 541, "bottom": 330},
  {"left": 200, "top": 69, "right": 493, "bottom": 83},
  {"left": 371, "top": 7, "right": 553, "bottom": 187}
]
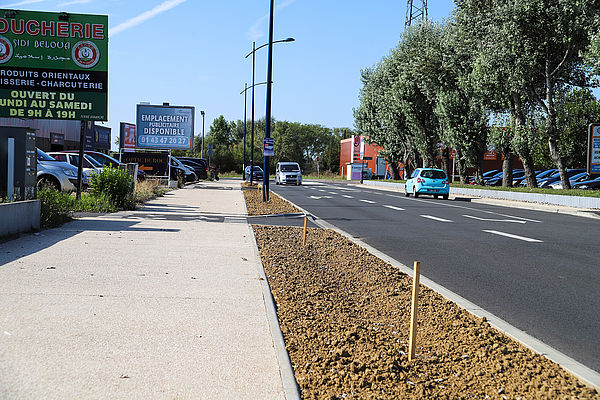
[
  {"left": 136, "top": 104, "right": 194, "bottom": 150},
  {"left": 588, "top": 123, "right": 600, "bottom": 175},
  {"left": 119, "top": 122, "right": 136, "bottom": 152},
  {"left": 0, "top": 10, "right": 108, "bottom": 120},
  {"left": 120, "top": 151, "right": 169, "bottom": 177}
]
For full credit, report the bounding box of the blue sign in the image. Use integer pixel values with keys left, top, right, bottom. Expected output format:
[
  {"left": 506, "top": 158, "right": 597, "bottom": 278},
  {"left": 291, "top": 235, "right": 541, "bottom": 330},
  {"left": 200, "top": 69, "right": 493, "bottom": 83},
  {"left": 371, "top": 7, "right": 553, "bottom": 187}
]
[
  {"left": 264, "top": 137, "right": 274, "bottom": 156},
  {"left": 136, "top": 104, "right": 194, "bottom": 150}
]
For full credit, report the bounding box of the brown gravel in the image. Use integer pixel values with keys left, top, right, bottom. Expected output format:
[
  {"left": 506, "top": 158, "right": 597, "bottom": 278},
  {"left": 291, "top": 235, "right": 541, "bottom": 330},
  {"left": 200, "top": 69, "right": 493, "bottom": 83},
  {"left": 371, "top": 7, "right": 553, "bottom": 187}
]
[
  {"left": 252, "top": 225, "right": 599, "bottom": 400},
  {"left": 242, "top": 184, "right": 301, "bottom": 215}
]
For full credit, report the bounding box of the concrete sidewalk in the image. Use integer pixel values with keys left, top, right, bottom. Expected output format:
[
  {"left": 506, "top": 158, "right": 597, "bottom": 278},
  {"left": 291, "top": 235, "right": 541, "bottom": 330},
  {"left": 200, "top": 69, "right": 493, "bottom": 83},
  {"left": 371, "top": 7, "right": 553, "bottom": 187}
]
[{"left": 0, "top": 179, "right": 289, "bottom": 399}]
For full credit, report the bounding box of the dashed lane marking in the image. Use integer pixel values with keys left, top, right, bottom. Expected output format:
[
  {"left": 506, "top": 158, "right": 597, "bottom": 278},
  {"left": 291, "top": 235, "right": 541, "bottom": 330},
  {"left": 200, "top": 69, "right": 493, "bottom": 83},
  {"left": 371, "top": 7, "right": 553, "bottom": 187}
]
[
  {"left": 483, "top": 230, "right": 543, "bottom": 243},
  {"left": 420, "top": 215, "right": 453, "bottom": 223},
  {"left": 342, "top": 195, "right": 354, "bottom": 199},
  {"left": 384, "top": 205, "right": 405, "bottom": 211},
  {"left": 360, "top": 199, "right": 376, "bottom": 204},
  {"left": 463, "top": 215, "right": 527, "bottom": 224}
]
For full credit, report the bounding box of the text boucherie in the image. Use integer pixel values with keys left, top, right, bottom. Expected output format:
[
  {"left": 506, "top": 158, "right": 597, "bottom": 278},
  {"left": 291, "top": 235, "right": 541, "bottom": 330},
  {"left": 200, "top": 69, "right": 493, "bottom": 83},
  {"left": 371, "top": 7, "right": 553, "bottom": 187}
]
[{"left": 0, "top": 18, "right": 104, "bottom": 40}]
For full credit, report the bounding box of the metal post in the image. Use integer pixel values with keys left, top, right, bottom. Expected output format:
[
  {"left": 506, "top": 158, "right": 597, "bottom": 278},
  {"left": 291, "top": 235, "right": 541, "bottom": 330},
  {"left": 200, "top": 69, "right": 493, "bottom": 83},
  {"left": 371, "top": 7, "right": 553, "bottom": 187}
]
[
  {"left": 76, "top": 120, "right": 86, "bottom": 199},
  {"left": 250, "top": 41, "right": 256, "bottom": 185},
  {"left": 263, "top": 0, "right": 275, "bottom": 202},
  {"left": 200, "top": 111, "right": 205, "bottom": 158},
  {"left": 7, "top": 138, "right": 14, "bottom": 200},
  {"left": 242, "top": 83, "right": 247, "bottom": 180},
  {"left": 409, "top": 261, "right": 421, "bottom": 362},
  {"left": 360, "top": 161, "right": 364, "bottom": 184}
]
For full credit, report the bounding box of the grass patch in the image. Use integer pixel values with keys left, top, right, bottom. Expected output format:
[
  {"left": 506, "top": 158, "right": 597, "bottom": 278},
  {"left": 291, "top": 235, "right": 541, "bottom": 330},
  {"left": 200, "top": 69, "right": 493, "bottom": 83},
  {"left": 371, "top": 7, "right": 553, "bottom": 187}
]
[{"left": 134, "top": 179, "right": 168, "bottom": 203}]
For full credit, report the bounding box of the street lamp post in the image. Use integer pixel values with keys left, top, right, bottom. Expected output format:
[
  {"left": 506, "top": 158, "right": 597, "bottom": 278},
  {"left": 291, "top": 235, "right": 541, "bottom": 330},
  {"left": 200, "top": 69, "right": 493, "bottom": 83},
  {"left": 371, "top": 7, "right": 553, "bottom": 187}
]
[
  {"left": 200, "top": 110, "right": 205, "bottom": 158},
  {"left": 241, "top": 83, "right": 247, "bottom": 180},
  {"left": 245, "top": 35, "right": 294, "bottom": 197},
  {"left": 240, "top": 81, "right": 268, "bottom": 184}
]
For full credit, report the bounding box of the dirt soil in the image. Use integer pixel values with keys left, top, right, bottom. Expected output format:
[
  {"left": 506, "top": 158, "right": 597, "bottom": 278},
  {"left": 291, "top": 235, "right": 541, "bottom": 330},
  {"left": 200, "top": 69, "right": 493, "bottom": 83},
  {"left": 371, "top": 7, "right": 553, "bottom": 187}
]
[
  {"left": 242, "top": 184, "right": 301, "bottom": 215},
  {"left": 246, "top": 187, "right": 599, "bottom": 399}
]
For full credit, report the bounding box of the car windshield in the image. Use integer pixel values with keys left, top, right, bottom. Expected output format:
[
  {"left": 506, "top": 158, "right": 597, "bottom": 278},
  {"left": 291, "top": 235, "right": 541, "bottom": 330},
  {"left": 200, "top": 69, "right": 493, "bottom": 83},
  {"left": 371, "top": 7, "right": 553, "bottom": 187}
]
[
  {"left": 85, "top": 156, "right": 103, "bottom": 168},
  {"left": 69, "top": 155, "right": 95, "bottom": 169},
  {"left": 420, "top": 170, "right": 446, "bottom": 179},
  {"left": 281, "top": 164, "right": 299, "bottom": 172},
  {"left": 251, "top": 166, "right": 263, "bottom": 172},
  {"left": 88, "top": 153, "right": 120, "bottom": 167},
  {"left": 37, "top": 149, "right": 56, "bottom": 161}
]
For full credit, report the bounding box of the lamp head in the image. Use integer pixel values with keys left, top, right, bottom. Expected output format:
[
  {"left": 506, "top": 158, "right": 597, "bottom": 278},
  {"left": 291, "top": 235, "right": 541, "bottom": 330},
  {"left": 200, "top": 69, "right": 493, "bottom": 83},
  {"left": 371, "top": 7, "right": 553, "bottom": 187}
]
[{"left": 284, "top": 37, "right": 295, "bottom": 42}]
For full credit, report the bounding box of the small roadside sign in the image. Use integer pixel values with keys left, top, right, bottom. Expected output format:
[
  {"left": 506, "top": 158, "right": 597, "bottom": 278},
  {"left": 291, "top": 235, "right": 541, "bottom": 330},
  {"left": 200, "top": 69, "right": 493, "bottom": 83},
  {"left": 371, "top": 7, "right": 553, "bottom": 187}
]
[
  {"left": 264, "top": 137, "right": 274, "bottom": 156},
  {"left": 588, "top": 124, "right": 600, "bottom": 176}
]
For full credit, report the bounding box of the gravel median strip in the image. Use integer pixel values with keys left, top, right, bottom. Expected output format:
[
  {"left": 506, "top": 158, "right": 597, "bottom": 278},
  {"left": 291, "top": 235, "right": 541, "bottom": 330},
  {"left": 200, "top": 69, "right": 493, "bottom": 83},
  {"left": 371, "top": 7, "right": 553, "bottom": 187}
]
[{"left": 244, "top": 187, "right": 599, "bottom": 399}]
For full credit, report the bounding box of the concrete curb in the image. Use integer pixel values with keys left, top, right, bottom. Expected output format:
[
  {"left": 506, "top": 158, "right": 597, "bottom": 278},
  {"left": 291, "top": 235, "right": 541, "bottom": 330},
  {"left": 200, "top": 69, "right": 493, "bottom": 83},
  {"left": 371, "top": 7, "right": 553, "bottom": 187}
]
[
  {"left": 241, "top": 185, "right": 302, "bottom": 400},
  {"left": 276, "top": 190, "right": 600, "bottom": 391},
  {"left": 363, "top": 180, "right": 600, "bottom": 209},
  {"left": 0, "top": 200, "right": 40, "bottom": 237}
]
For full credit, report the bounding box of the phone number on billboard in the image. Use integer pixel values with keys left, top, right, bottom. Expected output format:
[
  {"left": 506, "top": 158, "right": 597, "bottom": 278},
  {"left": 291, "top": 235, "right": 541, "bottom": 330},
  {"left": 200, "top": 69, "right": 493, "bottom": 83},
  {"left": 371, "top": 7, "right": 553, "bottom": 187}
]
[{"left": 139, "top": 136, "right": 189, "bottom": 145}]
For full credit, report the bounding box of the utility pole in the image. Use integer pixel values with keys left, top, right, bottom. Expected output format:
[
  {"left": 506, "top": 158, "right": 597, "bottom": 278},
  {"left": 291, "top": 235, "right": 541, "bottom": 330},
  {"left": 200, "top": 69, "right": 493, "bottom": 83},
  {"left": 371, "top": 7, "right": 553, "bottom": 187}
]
[{"left": 405, "top": 0, "right": 428, "bottom": 28}]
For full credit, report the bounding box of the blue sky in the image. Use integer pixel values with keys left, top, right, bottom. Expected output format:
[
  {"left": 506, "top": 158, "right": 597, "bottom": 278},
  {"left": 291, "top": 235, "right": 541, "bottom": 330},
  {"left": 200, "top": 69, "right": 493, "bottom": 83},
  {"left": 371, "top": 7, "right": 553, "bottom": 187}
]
[{"left": 2, "top": 0, "right": 455, "bottom": 148}]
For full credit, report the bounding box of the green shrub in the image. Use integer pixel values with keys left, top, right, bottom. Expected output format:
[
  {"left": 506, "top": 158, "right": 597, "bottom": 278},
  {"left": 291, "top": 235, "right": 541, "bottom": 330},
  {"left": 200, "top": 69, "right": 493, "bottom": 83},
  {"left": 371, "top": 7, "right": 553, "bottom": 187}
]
[
  {"left": 38, "top": 186, "right": 74, "bottom": 227},
  {"left": 89, "top": 167, "right": 134, "bottom": 210}
]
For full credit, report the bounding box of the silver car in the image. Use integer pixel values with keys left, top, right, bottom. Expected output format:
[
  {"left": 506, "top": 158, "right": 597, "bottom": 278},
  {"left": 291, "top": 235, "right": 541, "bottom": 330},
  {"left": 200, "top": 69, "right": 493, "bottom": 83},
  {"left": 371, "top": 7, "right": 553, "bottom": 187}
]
[{"left": 36, "top": 149, "right": 89, "bottom": 192}]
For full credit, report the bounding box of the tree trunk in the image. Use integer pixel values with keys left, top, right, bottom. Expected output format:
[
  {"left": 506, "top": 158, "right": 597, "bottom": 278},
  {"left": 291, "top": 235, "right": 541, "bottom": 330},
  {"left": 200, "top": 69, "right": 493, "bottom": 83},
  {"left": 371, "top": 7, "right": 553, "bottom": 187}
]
[
  {"left": 458, "top": 158, "right": 469, "bottom": 184},
  {"left": 389, "top": 161, "right": 400, "bottom": 180},
  {"left": 441, "top": 147, "right": 451, "bottom": 182},
  {"left": 544, "top": 58, "right": 570, "bottom": 189},
  {"left": 511, "top": 93, "right": 538, "bottom": 188},
  {"left": 502, "top": 150, "right": 514, "bottom": 187}
]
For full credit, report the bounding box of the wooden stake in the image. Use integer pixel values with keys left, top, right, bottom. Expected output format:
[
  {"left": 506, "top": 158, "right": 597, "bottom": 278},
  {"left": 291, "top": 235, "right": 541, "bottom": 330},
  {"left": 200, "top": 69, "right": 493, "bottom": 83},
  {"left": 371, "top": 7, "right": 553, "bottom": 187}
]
[
  {"left": 302, "top": 214, "right": 308, "bottom": 246},
  {"left": 408, "top": 261, "right": 421, "bottom": 361}
]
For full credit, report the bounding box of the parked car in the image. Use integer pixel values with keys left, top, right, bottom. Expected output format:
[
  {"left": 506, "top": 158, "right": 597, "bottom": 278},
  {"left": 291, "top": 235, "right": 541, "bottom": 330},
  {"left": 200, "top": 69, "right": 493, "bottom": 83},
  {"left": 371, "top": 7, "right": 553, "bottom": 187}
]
[
  {"left": 63, "top": 150, "right": 146, "bottom": 181},
  {"left": 179, "top": 159, "right": 208, "bottom": 180},
  {"left": 549, "top": 172, "right": 590, "bottom": 189},
  {"left": 518, "top": 169, "right": 557, "bottom": 187},
  {"left": 469, "top": 169, "right": 501, "bottom": 185},
  {"left": 244, "top": 165, "right": 264, "bottom": 181},
  {"left": 178, "top": 157, "right": 208, "bottom": 180},
  {"left": 485, "top": 169, "right": 524, "bottom": 186},
  {"left": 405, "top": 168, "right": 449, "bottom": 199},
  {"left": 170, "top": 156, "right": 197, "bottom": 182},
  {"left": 275, "top": 162, "right": 302, "bottom": 185},
  {"left": 47, "top": 152, "right": 103, "bottom": 176},
  {"left": 482, "top": 170, "right": 504, "bottom": 185},
  {"left": 537, "top": 169, "right": 586, "bottom": 188},
  {"left": 572, "top": 176, "right": 600, "bottom": 190},
  {"left": 36, "top": 148, "right": 89, "bottom": 191}
]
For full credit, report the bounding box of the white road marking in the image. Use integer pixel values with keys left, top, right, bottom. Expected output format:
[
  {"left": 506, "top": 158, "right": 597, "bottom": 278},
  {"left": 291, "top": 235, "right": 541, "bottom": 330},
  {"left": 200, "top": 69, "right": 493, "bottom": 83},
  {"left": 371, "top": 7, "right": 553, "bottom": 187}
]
[
  {"left": 483, "top": 230, "right": 543, "bottom": 243},
  {"left": 328, "top": 192, "right": 338, "bottom": 195},
  {"left": 309, "top": 195, "right": 332, "bottom": 199},
  {"left": 360, "top": 199, "right": 376, "bottom": 204},
  {"left": 384, "top": 205, "right": 405, "bottom": 211},
  {"left": 342, "top": 195, "right": 354, "bottom": 199},
  {"left": 420, "top": 215, "right": 453, "bottom": 223},
  {"left": 386, "top": 194, "right": 404, "bottom": 198},
  {"left": 318, "top": 189, "right": 326, "bottom": 192},
  {"left": 463, "top": 215, "right": 527, "bottom": 224}
]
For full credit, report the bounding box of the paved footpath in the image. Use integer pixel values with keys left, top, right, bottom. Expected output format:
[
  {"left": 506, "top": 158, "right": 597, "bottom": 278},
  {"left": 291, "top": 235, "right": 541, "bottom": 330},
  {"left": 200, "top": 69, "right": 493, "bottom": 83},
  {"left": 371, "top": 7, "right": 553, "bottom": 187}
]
[{"left": 0, "top": 179, "right": 286, "bottom": 399}]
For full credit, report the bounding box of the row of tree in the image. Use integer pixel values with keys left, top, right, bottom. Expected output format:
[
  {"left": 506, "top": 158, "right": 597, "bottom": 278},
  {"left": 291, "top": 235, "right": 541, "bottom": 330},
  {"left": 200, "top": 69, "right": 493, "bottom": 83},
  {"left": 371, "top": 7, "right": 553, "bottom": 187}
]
[
  {"left": 354, "top": 0, "right": 600, "bottom": 188},
  {"left": 178, "top": 115, "right": 354, "bottom": 175}
]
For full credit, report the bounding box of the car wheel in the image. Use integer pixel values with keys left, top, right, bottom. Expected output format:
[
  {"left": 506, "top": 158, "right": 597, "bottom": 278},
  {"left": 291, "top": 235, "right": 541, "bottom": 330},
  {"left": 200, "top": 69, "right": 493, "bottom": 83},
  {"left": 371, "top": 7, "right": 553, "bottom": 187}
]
[
  {"left": 414, "top": 192, "right": 419, "bottom": 198},
  {"left": 404, "top": 187, "right": 410, "bottom": 197},
  {"left": 443, "top": 194, "right": 449, "bottom": 200},
  {"left": 37, "top": 176, "right": 60, "bottom": 191},
  {"left": 434, "top": 195, "right": 439, "bottom": 199}
]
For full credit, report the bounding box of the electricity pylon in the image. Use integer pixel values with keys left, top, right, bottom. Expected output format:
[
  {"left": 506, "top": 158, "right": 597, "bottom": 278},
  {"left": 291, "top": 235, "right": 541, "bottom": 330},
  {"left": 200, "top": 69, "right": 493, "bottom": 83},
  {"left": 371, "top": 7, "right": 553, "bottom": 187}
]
[{"left": 405, "top": 0, "right": 428, "bottom": 28}]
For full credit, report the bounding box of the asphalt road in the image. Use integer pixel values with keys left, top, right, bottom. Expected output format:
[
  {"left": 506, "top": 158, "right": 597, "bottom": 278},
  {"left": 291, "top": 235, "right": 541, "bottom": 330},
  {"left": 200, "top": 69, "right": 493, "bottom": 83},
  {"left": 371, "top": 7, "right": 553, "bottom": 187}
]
[{"left": 270, "top": 180, "right": 600, "bottom": 373}]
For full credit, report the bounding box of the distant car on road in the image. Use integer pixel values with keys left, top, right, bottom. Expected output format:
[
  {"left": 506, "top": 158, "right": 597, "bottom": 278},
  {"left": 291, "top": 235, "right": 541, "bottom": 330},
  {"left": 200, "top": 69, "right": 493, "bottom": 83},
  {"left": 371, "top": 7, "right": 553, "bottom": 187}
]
[
  {"left": 245, "top": 165, "right": 264, "bottom": 181},
  {"left": 405, "top": 168, "right": 449, "bottom": 199},
  {"left": 275, "top": 162, "right": 302, "bottom": 185}
]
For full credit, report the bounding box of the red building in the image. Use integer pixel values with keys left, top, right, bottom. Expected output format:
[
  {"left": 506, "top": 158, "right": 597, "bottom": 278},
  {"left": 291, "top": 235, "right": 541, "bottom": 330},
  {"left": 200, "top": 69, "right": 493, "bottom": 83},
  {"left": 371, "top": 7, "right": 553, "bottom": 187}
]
[{"left": 339, "top": 136, "right": 387, "bottom": 178}]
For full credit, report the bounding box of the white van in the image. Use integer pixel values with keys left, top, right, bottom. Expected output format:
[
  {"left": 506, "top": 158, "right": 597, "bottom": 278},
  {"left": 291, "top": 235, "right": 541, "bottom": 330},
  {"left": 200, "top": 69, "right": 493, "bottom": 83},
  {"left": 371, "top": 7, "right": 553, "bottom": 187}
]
[{"left": 275, "top": 162, "right": 302, "bottom": 185}]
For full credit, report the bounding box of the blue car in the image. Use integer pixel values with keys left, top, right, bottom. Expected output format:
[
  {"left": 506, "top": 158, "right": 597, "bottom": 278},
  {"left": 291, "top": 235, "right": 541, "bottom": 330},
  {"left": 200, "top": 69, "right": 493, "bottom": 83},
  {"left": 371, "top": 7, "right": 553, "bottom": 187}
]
[
  {"left": 572, "top": 176, "right": 600, "bottom": 190},
  {"left": 405, "top": 168, "right": 449, "bottom": 199}
]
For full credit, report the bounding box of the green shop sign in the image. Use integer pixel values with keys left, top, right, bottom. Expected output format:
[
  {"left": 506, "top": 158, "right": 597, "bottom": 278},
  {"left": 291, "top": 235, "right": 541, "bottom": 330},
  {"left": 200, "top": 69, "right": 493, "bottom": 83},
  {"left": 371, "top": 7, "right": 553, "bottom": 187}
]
[{"left": 0, "top": 9, "right": 107, "bottom": 120}]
